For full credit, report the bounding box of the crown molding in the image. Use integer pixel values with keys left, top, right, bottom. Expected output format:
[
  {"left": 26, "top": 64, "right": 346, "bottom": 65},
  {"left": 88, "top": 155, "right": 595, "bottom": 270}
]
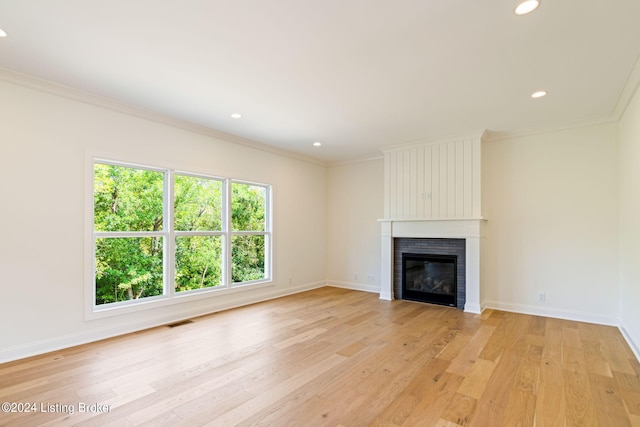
[
  {"left": 378, "top": 129, "right": 487, "bottom": 154},
  {"left": 0, "top": 67, "right": 328, "bottom": 167},
  {"left": 328, "top": 154, "right": 384, "bottom": 167},
  {"left": 482, "top": 116, "right": 618, "bottom": 143},
  {"left": 612, "top": 50, "right": 640, "bottom": 121}
]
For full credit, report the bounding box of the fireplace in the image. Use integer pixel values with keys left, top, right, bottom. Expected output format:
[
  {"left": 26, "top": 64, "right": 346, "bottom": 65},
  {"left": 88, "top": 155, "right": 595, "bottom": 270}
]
[
  {"left": 380, "top": 219, "right": 483, "bottom": 313},
  {"left": 394, "top": 237, "right": 466, "bottom": 309},
  {"left": 402, "top": 253, "right": 457, "bottom": 307}
]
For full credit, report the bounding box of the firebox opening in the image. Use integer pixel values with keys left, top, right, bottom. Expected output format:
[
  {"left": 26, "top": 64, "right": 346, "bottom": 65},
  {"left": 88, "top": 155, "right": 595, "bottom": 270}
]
[{"left": 402, "top": 253, "right": 457, "bottom": 307}]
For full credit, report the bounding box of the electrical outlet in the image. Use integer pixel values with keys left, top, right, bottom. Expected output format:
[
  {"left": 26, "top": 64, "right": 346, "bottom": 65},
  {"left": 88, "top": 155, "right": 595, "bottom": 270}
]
[
  {"left": 537, "top": 292, "right": 545, "bottom": 302},
  {"left": 367, "top": 275, "right": 376, "bottom": 283}
]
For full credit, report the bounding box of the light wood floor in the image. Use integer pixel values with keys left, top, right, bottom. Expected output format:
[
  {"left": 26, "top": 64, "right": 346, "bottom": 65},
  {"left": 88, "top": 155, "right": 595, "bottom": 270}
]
[{"left": 1, "top": 287, "right": 639, "bottom": 426}]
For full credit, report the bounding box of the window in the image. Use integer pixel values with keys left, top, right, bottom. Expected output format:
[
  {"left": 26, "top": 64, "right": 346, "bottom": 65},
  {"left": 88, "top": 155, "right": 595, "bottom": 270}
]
[
  {"left": 91, "top": 160, "right": 271, "bottom": 312},
  {"left": 174, "top": 174, "right": 224, "bottom": 292},
  {"left": 231, "top": 182, "right": 269, "bottom": 283}
]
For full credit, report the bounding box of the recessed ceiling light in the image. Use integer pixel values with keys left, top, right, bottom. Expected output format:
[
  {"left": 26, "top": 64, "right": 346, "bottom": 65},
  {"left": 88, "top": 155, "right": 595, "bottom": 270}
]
[
  {"left": 230, "top": 113, "right": 242, "bottom": 119},
  {"left": 0, "top": 28, "right": 7, "bottom": 38},
  {"left": 531, "top": 90, "right": 547, "bottom": 98},
  {"left": 313, "top": 141, "right": 322, "bottom": 147},
  {"left": 515, "top": 0, "right": 540, "bottom": 15}
]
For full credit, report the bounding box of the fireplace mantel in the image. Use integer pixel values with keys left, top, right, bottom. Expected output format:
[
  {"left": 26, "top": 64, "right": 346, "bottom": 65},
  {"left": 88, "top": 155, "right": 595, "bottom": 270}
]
[{"left": 379, "top": 218, "right": 485, "bottom": 313}]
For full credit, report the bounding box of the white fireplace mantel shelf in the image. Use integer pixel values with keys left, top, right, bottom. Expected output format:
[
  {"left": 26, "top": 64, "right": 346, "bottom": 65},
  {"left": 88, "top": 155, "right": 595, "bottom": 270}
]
[{"left": 379, "top": 217, "right": 486, "bottom": 314}]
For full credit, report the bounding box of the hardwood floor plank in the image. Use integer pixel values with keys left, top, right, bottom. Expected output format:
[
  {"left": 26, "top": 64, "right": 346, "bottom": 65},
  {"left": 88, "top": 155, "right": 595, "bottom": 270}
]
[
  {"left": 589, "top": 372, "right": 633, "bottom": 427},
  {"left": 563, "top": 369, "right": 600, "bottom": 426},
  {"left": 583, "top": 340, "right": 614, "bottom": 377},
  {"left": 614, "top": 371, "right": 640, "bottom": 418},
  {"left": 456, "top": 358, "right": 497, "bottom": 399},
  {"left": 401, "top": 372, "right": 465, "bottom": 426},
  {"left": 536, "top": 342, "right": 566, "bottom": 427},
  {"left": 477, "top": 311, "right": 529, "bottom": 363},
  {"left": 440, "top": 392, "right": 477, "bottom": 426},
  {"left": 499, "top": 389, "right": 536, "bottom": 427},
  {"left": 437, "top": 333, "right": 472, "bottom": 361},
  {"left": 0, "top": 287, "right": 638, "bottom": 426},
  {"left": 370, "top": 393, "right": 419, "bottom": 426},
  {"left": 446, "top": 325, "right": 495, "bottom": 376},
  {"left": 467, "top": 349, "right": 522, "bottom": 426}
]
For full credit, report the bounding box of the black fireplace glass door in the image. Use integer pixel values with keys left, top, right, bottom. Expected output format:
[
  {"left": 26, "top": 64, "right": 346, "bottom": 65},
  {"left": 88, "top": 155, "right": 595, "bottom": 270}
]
[{"left": 402, "top": 254, "right": 457, "bottom": 306}]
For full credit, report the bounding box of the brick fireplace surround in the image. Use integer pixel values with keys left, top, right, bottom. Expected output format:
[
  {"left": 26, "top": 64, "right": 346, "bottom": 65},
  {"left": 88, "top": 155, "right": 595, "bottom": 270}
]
[{"left": 394, "top": 237, "right": 466, "bottom": 309}]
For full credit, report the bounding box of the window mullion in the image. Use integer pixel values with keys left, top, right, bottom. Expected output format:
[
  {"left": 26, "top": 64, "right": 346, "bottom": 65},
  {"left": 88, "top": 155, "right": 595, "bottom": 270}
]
[
  {"left": 230, "top": 231, "right": 267, "bottom": 236},
  {"left": 175, "top": 231, "right": 225, "bottom": 237},
  {"left": 167, "top": 169, "right": 175, "bottom": 298},
  {"left": 223, "top": 178, "right": 232, "bottom": 288},
  {"left": 94, "top": 231, "right": 167, "bottom": 238}
]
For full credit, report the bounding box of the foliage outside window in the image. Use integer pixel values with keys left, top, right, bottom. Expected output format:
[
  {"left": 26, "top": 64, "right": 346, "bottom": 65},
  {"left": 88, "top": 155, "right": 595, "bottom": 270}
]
[
  {"left": 231, "top": 182, "right": 268, "bottom": 283},
  {"left": 93, "top": 161, "right": 271, "bottom": 308}
]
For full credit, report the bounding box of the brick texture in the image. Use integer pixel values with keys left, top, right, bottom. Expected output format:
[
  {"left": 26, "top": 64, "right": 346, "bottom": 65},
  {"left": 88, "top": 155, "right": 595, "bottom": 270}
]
[{"left": 393, "top": 238, "right": 466, "bottom": 309}]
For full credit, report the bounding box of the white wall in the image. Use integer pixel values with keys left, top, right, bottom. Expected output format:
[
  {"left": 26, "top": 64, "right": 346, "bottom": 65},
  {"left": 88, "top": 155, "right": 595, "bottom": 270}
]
[
  {"left": 327, "top": 159, "right": 384, "bottom": 292},
  {"left": 482, "top": 124, "right": 620, "bottom": 324},
  {"left": 0, "top": 78, "right": 327, "bottom": 362},
  {"left": 618, "top": 83, "right": 640, "bottom": 358}
]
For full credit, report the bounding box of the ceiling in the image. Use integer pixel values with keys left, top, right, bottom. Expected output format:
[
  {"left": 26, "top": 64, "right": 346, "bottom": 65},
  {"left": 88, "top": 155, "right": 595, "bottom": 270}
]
[{"left": 1, "top": 1, "right": 640, "bottom": 164}]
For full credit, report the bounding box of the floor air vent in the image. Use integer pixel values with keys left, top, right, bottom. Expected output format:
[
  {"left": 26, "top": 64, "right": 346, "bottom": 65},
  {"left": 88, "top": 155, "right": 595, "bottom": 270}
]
[{"left": 166, "top": 319, "right": 194, "bottom": 328}]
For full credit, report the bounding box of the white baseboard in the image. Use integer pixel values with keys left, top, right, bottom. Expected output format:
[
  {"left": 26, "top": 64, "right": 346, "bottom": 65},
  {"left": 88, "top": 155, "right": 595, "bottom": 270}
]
[
  {"left": 482, "top": 300, "right": 619, "bottom": 326},
  {"left": 327, "top": 281, "right": 380, "bottom": 294},
  {"left": 619, "top": 317, "right": 640, "bottom": 363},
  {"left": 0, "top": 281, "right": 327, "bottom": 364}
]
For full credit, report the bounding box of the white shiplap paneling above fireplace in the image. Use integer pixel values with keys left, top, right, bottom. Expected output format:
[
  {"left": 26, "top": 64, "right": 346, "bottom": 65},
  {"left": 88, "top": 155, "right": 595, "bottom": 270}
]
[{"left": 382, "top": 131, "right": 484, "bottom": 220}]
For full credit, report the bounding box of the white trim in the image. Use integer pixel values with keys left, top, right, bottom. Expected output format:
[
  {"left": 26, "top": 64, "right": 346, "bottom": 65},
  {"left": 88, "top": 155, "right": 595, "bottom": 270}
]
[
  {"left": 464, "top": 302, "right": 482, "bottom": 315},
  {"left": 328, "top": 155, "right": 384, "bottom": 167},
  {"left": 0, "top": 281, "right": 327, "bottom": 364},
  {"left": 379, "top": 217, "right": 486, "bottom": 222},
  {"left": 619, "top": 317, "right": 640, "bottom": 363},
  {"left": 326, "top": 281, "right": 380, "bottom": 294},
  {"left": 482, "top": 300, "right": 619, "bottom": 327},
  {"left": 223, "top": 178, "right": 231, "bottom": 287},
  {"left": 612, "top": 50, "right": 640, "bottom": 121},
  {"left": 89, "top": 280, "right": 275, "bottom": 319},
  {"left": 482, "top": 117, "right": 618, "bottom": 143}
]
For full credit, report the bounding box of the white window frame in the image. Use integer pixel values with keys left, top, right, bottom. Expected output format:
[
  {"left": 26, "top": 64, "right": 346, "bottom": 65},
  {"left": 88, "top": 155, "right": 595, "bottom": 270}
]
[
  {"left": 173, "top": 171, "right": 227, "bottom": 294},
  {"left": 229, "top": 179, "right": 273, "bottom": 286},
  {"left": 85, "top": 157, "right": 273, "bottom": 320}
]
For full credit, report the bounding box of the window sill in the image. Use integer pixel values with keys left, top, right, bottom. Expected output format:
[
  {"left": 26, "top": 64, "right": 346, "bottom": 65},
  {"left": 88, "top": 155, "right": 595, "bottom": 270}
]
[{"left": 85, "top": 279, "right": 273, "bottom": 321}]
